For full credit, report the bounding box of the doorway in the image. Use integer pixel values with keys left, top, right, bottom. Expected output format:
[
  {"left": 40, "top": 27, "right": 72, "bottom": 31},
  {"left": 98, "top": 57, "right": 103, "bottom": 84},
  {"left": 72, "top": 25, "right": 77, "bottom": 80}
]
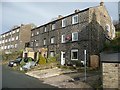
[{"left": 61, "top": 51, "right": 65, "bottom": 65}]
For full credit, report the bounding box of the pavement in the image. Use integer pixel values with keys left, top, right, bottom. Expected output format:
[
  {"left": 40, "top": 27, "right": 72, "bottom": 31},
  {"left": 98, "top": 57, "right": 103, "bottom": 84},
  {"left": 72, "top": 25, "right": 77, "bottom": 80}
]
[{"left": 26, "top": 67, "right": 92, "bottom": 88}]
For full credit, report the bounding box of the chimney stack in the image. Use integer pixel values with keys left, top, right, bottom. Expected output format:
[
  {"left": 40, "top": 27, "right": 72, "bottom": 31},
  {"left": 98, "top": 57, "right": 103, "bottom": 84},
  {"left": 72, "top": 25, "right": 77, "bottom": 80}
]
[
  {"left": 100, "top": 0, "right": 104, "bottom": 6},
  {"left": 74, "top": 9, "right": 80, "bottom": 13},
  {"left": 58, "top": 15, "right": 63, "bottom": 19}
]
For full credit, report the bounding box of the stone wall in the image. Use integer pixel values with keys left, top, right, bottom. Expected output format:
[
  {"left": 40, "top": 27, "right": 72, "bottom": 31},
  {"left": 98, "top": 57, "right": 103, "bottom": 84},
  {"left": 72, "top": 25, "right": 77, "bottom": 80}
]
[{"left": 102, "top": 62, "right": 120, "bottom": 89}]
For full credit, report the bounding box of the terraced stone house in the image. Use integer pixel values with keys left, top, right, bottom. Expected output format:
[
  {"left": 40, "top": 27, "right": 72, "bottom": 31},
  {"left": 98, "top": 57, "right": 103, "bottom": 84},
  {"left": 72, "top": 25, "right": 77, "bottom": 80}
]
[
  {"left": 30, "top": 2, "right": 115, "bottom": 66},
  {"left": 0, "top": 24, "right": 35, "bottom": 54}
]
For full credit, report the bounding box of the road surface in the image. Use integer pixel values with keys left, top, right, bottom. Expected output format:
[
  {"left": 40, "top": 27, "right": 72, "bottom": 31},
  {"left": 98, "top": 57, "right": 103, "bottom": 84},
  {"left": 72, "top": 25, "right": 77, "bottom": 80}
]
[{"left": 2, "top": 65, "right": 57, "bottom": 89}]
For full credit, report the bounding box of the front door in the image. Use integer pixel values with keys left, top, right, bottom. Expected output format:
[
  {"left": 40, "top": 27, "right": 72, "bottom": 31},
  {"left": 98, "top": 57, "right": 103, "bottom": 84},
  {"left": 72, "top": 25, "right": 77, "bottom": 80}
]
[{"left": 61, "top": 51, "right": 65, "bottom": 65}]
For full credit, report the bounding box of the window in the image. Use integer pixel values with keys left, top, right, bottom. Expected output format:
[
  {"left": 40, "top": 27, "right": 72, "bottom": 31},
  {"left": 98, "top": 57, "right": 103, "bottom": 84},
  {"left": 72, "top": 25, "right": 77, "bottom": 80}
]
[
  {"left": 36, "top": 43, "right": 38, "bottom": 46},
  {"left": 61, "top": 34, "right": 66, "bottom": 43},
  {"left": 5, "top": 39, "right": 8, "bottom": 42},
  {"left": 31, "top": 42, "right": 33, "bottom": 47},
  {"left": 62, "top": 19, "right": 66, "bottom": 27},
  {"left": 72, "top": 32, "right": 78, "bottom": 41},
  {"left": 50, "top": 51, "right": 54, "bottom": 57},
  {"left": 43, "top": 38, "right": 46, "bottom": 45},
  {"left": 16, "top": 36, "right": 18, "bottom": 40},
  {"left": 2, "top": 40, "right": 4, "bottom": 43},
  {"left": 31, "top": 33, "right": 34, "bottom": 36},
  {"left": 12, "top": 37, "right": 15, "bottom": 41},
  {"left": 44, "top": 27, "right": 47, "bottom": 32},
  {"left": 9, "top": 38, "right": 11, "bottom": 42},
  {"left": 5, "top": 46, "right": 7, "bottom": 49},
  {"left": 72, "top": 15, "right": 78, "bottom": 24},
  {"left": 105, "top": 24, "right": 110, "bottom": 32},
  {"left": 16, "top": 29, "right": 19, "bottom": 32},
  {"left": 50, "top": 37, "right": 55, "bottom": 44},
  {"left": 15, "top": 44, "right": 18, "bottom": 48},
  {"left": 1, "top": 46, "right": 4, "bottom": 50},
  {"left": 36, "top": 31, "right": 39, "bottom": 35},
  {"left": 71, "top": 49, "right": 78, "bottom": 60},
  {"left": 52, "top": 23, "right": 55, "bottom": 30},
  {"left": 3, "top": 35, "right": 5, "bottom": 38},
  {"left": 12, "top": 31, "right": 15, "bottom": 34},
  {"left": 9, "top": 32, "right": 11, "bottom": 35},
  {"left": 11, "top": 45, "right": 14, "bottom": 48}
]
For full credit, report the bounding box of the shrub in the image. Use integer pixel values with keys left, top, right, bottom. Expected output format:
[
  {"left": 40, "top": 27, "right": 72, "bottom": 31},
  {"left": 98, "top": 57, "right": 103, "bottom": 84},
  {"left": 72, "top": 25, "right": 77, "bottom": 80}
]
[{"left": 38, "top": 54, "right": 46, "bottom": 65}]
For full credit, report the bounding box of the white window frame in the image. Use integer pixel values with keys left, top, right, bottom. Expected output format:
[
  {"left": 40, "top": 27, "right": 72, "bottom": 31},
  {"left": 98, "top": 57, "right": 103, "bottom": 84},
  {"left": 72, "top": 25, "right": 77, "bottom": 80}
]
[
  {"left": 3, "top": 35, "right": 5, "bottom": 38},
  {"left": 44, "top": 27, "right": 47, "bottom": 32},
  {"left": 62, "top": 19, "right": 66, "bottom": 27},
  {"left": 71, "top": 49, "right": 78, "bottom": 60},
  {"left": 15, "top": 44, "right": 18, "bottom": 48},
  {"left": 52, "top": 23, "right": 55, "bottom": 30},
  {"left": 72, "top": 32, "right": 78, "bottom": 41},
  {"left": 16, "top": 29, "right": 19, "bottom": 32},
  {"left": 31, "top": 33, "right": 34, "bottom": 36},
  {"left": 12, "top": 37, "right": 15, "bottom": 41},
  {"left": 50, "top": 51, "right": 54, "bottom": 57},
  {"left": 43, "top": 39, "right": 46, "bottom": 45},
  {"left": 51, "top": 37, "right": 55, "bottom": 44},
  {"left": 16, "top": 36, "right": 18, "bottom": 40},
  {"left": 61, "top": 34, "right": 65, "bottom": 43},
  {"left": 5, "top": 39, "right": 8, "bottom": 42},
  {"left": 2, "top": 40, "right": 5, "bottom": 43},
  {"left": 72, "top": 14, "right": 78, "bottom": 24},
  {"left": 36, "top": 42, "right": 38, "bottom": 46},
  {"left": 36, "top": 31, "right": 39, "bottom": 35},
  {"left": 12, "top": 31, "right": 15, "bottom": 34}
]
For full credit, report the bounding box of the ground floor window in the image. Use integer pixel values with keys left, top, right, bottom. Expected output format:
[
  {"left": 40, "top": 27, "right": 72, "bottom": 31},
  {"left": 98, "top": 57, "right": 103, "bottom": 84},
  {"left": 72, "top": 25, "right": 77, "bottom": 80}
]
[
  {"left": 71, "top": 49, "right": 78, "bottom": 60},
  {"left": 50, "top": 51, "right": 54, "bottom": 57}
]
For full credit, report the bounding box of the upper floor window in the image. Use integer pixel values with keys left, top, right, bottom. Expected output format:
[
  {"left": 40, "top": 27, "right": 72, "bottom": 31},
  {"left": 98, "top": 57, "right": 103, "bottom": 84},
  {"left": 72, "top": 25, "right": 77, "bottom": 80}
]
[
  {"left": 43, "top": 38, "right": 46, "bottom": 45},
  {"left": 9, "top": 32, "right": 12, "bottom": 35},
  {"left": 72, "top": 32, "right": 78, "bottom": 41},
  {"left": 3, "top": 35, "right": 5, "bottom": 38},
  {"left": 71, "top": 49, "right": 78, "bottom": 60},
  {"left": 15, "top": 44, "right": 18, "bottom": 48},
  {"left": 36, "top": 31, "right": 39, "bottom": 35},
  {"left": 2, "top": 40, "right": 5, "bottom": 43},
  {"left": 61, "top": 34, "right": 66, "bottom": 43},
  {"left": 16, "top": 29, "right": 19, "bottom": 32},
  {"left": 72, "top": 14, "right": 78, "bottom": 24},
  {"left": 12, "top": 37, "right": 15, "bottom": 41},
  {"left": 52, "top": 23, "right": 55, "bottom": 30},
  {"left": 50, "top": 37, "right": 55, "bottom": 44},
  {"left": 62, "top": 19, "right": 67, "bottom": 27},
  {"left": 16, "top": 36, "right": 19, "bottom": 40},
  {"left": 5, "top": 39, "right": 8, "bottom": 42},
  {"left": 44, "top": 27, "right": 47, "bottom": 32},
  {"left": 31, "top": 33, "right": 34, "bottom": 36},
  {"left": 12, "top": 31, "right": 15, "bottom": 34}
]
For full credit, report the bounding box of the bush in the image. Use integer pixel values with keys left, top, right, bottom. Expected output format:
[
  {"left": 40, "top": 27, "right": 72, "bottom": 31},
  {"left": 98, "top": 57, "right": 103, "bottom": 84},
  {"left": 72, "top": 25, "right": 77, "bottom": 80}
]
[{"left": 38, "top": 54, "right": 46, "bottom": 65}]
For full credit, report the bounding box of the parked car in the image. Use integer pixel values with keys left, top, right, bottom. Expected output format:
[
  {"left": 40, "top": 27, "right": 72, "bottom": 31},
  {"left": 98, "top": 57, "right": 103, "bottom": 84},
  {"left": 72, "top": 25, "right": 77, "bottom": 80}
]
[
  {"left": 8, "top": 58, "right": 22, "bottom": 67},
  {"left": 23, "top": 57, "right": 34, "bottom": 63},
  {"left": 21, "top": 61, "right": 36, "bottom": 71}
]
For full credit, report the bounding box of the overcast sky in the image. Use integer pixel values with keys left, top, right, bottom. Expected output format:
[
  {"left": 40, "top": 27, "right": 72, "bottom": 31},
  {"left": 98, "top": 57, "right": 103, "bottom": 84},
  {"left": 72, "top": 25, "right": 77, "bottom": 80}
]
[{"left": 1, "top": 0, "right": 119, "bottom": 34}]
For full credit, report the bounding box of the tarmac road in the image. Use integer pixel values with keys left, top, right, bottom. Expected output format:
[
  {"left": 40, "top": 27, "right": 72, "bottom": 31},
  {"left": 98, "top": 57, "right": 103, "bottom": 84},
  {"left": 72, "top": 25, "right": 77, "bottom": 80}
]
[{"left": 2, "top": 65, "right": 57, "bottom": 89}]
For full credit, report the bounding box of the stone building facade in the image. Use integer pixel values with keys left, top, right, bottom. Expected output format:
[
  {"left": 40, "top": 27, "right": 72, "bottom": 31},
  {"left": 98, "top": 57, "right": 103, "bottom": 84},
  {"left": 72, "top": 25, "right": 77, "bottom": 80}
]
[
  {"left": 101, "top": 53, "right": 120, "bottom": 89},
  {"left": 30, "top": 2, "right": 115, "bottom": 66},
  {"left": 0, "top": 24, "right": 35, "bottom": 54}
]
